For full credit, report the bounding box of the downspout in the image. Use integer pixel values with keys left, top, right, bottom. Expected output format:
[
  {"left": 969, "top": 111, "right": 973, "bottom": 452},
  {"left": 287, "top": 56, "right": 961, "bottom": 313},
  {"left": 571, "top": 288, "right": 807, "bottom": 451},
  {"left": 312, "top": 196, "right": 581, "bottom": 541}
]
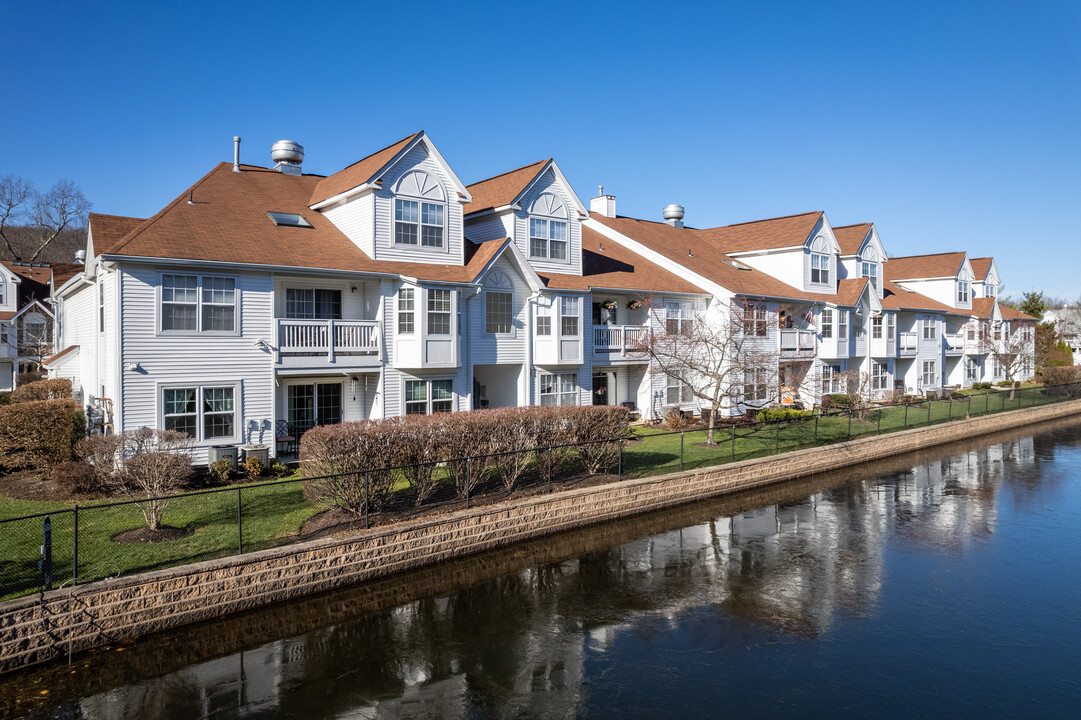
[
  {"left": 525, "top": 290, "right": 540, "bottom": 405},
  {"left": 114, "top": 266, "right": 124, "bottom": 434}
]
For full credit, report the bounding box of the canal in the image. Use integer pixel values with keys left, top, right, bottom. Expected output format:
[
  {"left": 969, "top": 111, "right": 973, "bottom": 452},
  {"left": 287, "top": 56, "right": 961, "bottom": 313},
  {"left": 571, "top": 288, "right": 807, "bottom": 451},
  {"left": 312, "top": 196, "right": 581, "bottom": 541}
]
[{"left": 3, "top": 418, "right": 1081, "bottom": 719}]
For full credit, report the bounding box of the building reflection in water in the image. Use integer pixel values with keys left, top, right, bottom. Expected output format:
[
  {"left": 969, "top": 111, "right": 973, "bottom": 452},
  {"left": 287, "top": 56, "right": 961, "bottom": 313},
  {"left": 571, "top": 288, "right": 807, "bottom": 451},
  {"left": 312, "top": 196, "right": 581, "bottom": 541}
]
[{"left": 11, "top": 430, "right": 1066, "bottom": 719}]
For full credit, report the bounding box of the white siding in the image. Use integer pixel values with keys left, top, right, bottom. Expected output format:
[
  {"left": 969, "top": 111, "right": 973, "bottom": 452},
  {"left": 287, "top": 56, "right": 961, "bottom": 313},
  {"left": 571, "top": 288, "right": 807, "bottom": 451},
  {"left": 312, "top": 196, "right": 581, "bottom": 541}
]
[
  {"left": 322, "top": 192, "right": 375, "bottom": 258},
  {"left": 57, "top": 283, "right": 97, "bottom": 397},
  {"left": 118, "top": 265, "right": 275, "bottom": 465},
  {"left": 469, "top": 257, "right": 529, "bottom": 365},
  {"left": 514, "top": 168, "right": 583, "bottom": 277},
  {"left": 464, "top": 213, "right": 512, "bottom": 243}
]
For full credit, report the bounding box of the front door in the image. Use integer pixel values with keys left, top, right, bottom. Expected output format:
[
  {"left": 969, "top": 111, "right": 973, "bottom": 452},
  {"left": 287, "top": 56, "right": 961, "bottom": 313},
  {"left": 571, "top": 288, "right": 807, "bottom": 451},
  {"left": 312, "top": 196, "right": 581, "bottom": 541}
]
[{"left": 592, "top": 373, "right": 609, "bottom": 406}]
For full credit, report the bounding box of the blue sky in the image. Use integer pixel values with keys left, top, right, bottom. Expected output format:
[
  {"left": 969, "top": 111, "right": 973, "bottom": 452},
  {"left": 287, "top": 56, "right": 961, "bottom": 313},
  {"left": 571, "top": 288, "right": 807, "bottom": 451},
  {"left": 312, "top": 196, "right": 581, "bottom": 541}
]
[{"left": 2, "top": 0, "right": 1078, "bottom": 298}]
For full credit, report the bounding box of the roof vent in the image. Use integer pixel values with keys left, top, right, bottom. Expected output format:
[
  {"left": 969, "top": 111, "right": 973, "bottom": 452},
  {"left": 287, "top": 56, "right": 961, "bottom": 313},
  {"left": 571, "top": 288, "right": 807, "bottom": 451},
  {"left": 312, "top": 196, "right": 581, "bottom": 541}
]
[
  {"left": 271, "top": 140, "right": 304, "bottom": 175},
  {"left": 663, "top": 204, "right": 684, "bottom": 228},
  {"left": 74, "top": 249, "right": 86, "bottom": 264}
]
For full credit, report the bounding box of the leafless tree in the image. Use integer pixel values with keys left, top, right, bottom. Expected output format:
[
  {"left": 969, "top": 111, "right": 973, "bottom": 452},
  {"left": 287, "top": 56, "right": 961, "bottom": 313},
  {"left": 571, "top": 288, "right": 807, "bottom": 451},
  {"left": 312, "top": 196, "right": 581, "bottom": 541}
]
[
  {"left": 634, "top": 298, "right": 781, "bottom": 444},
  {"left": 842, "top": 369, "right": 876, "bottom": 421},
  {"left": 0, "top": 174, "right": 91, "bottom": 262},
  {"left": 978, "top": 321, "right": 1034, "bottom": 400},
  {"left": 15, "top": 312, "right": 53, "bottom": 379}
]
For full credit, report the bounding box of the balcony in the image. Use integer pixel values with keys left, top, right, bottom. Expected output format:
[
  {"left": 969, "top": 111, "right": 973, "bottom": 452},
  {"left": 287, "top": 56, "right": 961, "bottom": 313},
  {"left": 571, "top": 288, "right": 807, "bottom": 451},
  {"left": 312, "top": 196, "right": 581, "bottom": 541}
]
[
  {"left": 945, "top": 332, "right": 965, "bottom": 356},
  {"left": 593, "top": 325, "right": 647, "bottom": 359},
  {"left": 898, "top": 332, "right": 918, "bottom": 356},
  {"left": 779, "top": 329, "right": 816, "bottom": 357},
  {"left": 276, "top": 319, "right": 381, "bottom": 370}
]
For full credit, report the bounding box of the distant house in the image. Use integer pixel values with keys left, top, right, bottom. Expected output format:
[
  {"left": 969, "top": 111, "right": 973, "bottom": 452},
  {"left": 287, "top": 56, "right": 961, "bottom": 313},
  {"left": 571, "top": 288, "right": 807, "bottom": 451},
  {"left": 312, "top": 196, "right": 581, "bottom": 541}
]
[{"left": 1044, "top": 306, "right": 1081, "bottom": 365}]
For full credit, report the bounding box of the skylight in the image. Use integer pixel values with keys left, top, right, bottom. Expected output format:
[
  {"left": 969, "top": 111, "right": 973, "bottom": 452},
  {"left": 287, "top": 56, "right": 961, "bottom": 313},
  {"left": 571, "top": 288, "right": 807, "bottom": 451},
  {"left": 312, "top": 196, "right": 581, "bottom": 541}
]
[
  {"left": 267, "top": 211, "right": 313, "bottom": 228},
  {"left": 723, "top": 258, "right": 752, "bottom": 271}
]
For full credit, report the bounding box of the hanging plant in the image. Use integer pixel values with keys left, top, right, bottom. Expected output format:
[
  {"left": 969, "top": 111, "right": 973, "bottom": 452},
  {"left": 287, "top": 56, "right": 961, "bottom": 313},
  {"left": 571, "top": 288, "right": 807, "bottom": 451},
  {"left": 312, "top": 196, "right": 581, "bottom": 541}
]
[
  {"left": 601, "top": 299, "right": 618, "bottom": 311},
  {"left": 627, "top": 300, "right": 644, "bottom": 311}
]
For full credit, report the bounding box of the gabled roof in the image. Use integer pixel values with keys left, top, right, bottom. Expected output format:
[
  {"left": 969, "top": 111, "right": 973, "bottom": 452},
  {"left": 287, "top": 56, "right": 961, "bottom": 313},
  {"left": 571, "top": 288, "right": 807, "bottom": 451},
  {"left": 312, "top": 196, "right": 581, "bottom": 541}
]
[
  {"left": 43, "top": 344, "right": 78, "bottom": 367},
  {"left": 0, "top": 261, "right": 51, "bottom": 304},
  {"left": 308, "top": 132, "right": 419, "bottom": 206},
  {"left": 881, "top": 280, "right": 958, "bottom": 313},
  {"left": 884, "top": 252, "right": 966, "bottom": 281},
  {"left": 998, "top": 303, "right": 1036, "bottom": 321},
  {"left": 89, "top": 213, "right": 147, "bottom": 254},
  {"left": 833, "top": 223, "right": 873, "bottom": 256},
  {"left": 539, "top": 226, "right": 707, "bottom": 294},
  {"left": 834, "top": 278, "right": 872, "bottom": 306},
  {"left": 49, "top": 262, "right": 84, "bottom": 288},
  {"left": 699, "top": 211, "right": 824, "bottom": 254},
  {"left": 101, "top": 161, "right": 502, "bottom": 284},
  {"left": 464, "top": 159, "right": 549, "bottom": 216},
  {"left": 969, "top": 257, "right": 993, "bottom": 281}
]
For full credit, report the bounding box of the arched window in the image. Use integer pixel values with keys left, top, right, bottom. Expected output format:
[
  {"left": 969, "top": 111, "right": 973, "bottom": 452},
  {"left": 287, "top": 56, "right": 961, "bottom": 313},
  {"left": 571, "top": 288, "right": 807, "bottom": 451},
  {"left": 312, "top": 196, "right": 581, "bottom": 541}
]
[
  {"left": 394, "top": 171, "right": 446, "bottom": 248},
  {"left": 809, "top": 236, "right": 831, "bottom": 285},
  {"left": 528, "top": 192, "right": 569, "bottom": 261}
]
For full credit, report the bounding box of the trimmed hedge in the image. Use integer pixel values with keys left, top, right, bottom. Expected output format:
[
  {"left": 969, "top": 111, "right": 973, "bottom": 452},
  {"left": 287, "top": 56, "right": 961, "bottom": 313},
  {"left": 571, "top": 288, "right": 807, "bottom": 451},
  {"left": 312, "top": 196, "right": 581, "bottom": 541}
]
[
  {"left": 971, "top": 382, "right": 992, "bottom": 390},
  {"left": 0, "top": 398, "right": 79, "bottom": 471},
  {"left": 11, "top": 378, "right": 72, "bottom": 403},
  {"left": 299, "top": 406, "right": 630, "bottom": 516},
  {"left": 1040, "top": 366, "right": 1081, "bottom": 386},
  {"left": 757, "top": 408, "right": 811, "bottom": 422}
]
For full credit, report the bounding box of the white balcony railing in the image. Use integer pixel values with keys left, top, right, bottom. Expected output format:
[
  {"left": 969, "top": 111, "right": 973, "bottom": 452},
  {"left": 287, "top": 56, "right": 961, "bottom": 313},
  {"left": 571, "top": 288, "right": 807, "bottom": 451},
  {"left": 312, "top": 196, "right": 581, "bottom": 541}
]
[
  {"left": 780, "top": 329, "right": 816, "bottom": 353},
  {"left": 593, "top": 325, "right": 647, "bottom": 356},
  {"left": 898, "top": 332, "right": 918, "bottom": 355},
  {"left": 945, "top": 332, "right": 966, "bottom": 354},
  {"left": 277, "top": 319, "right": 379, "bottom": 361}
]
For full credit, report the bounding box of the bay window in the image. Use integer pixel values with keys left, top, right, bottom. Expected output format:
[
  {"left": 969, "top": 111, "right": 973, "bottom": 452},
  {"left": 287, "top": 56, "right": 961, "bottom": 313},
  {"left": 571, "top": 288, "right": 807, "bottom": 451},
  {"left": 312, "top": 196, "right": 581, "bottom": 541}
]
[
  {"left": 872, "top": 315, "right": 883, "bottom": 339},
  {"left": 957, "top": 280, "right": 969, "bottom": 304},
  {"left": 861, "top": 261, "right": 878, "bottom": 291},
  {"left": 427, "top": 289, "right": 452, "bottom": 335},
  {"left": 821, "top": 308, "right": 833, "bottom": 338},
  {"left": 560, "top": 297, "right": 579, "bottom": 337},
  {"left": 536, "top": 298, "right": 552, "bottom": 336},
  {"left": 838, "top": 310, "right": 848, "bottom": 340},
  {"left": 398, "top": 288, "right": 415, "bottom": 334}
]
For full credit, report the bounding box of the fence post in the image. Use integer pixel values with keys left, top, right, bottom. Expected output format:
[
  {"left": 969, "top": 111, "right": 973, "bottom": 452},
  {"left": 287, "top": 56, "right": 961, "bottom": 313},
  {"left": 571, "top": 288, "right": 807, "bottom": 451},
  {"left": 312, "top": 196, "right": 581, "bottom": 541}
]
[
  {"left": 40, "top": 516, "right": 53, "bottom": 592},
  {"left": 731, "top": 424, "right": 736, "bottom": 462},
  {"left": 904, "top": 403, "right": 908, "bottom": 428},
  {"left": 775, "top": 421, "right": 779, "bottom": 454},
  {"left": 547, "top": 446, "right": 552, "bottom": 494},
  {"left": 848, "top": 411, "right": 852, "bottom": 440},
  {"left": 680, "top": 431, "right": 684, "bottom": 472},
  {"left": 237, "top": 487, "right": 243, "bottom": 555},
  {"left": 948, "top": 395, "right": 952, "bottom": 420},
  {"left": 985, "top": 390, "right": 989, "bottom": 415},
  {"left": 72, "top": 504, "right": 78, "bottom": 586},
  {"left": 364, "top": 472, "right": 370, "bottom": 529},
  {"left": 465, "top": 457, "right": 471, "bottom": 509},
  {"left": 877, "top": 410, "right": 882, "bottom": 435},
  {"left": 814, "top": 414, "right": 819, "bottom": 446},
  {"left": 928, "top": 400, "right": 932, "bottom": 426},
  {"left": 617, "top": 437, "right": 623, "bottom": 481}
]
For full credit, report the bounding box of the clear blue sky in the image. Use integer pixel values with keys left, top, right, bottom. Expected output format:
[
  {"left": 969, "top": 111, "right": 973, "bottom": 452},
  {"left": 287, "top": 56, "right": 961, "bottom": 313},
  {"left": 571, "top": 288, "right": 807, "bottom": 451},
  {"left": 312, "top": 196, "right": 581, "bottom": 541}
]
[{"left": 2, "top": 0, "right": 1078, "bottom": 298}]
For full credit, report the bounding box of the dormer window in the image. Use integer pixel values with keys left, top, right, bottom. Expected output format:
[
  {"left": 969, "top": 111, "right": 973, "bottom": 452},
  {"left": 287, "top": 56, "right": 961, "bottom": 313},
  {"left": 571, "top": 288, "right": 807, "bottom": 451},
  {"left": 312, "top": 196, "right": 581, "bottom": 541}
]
[
  {"left": 957, "top": 280, "right": 969, "bottom": 304},
  {"left": 393, "top": 170, "right": 446, "bottom": 249},
  {"left": 811, "top": 253, "right": 830, "bottom": 284},
  {"left": 860, "top": 249, "right": 879, "bottom": 291},
  {"left": 528, "top": 192, "right": 569, "bottom": 261}
]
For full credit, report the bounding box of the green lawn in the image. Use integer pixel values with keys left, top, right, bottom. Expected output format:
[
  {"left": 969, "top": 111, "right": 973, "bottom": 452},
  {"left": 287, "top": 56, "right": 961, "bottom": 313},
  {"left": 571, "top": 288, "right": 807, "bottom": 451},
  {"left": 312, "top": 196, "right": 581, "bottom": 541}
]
[{"left": 0, "top": 385, "right": 1064, "bottom": 602}]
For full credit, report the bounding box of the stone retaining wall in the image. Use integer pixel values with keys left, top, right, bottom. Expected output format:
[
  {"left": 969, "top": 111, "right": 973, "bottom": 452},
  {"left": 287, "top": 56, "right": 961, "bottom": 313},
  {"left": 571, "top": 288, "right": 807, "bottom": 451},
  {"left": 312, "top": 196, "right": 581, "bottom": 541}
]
[{"left": 3, "top": 398, "right": 1080, "bottom": 674}]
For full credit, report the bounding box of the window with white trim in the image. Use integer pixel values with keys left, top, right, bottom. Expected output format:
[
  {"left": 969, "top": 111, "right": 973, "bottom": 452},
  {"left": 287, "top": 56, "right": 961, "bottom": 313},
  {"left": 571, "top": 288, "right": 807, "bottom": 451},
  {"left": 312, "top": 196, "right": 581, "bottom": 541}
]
[
  {"left": 922, "top": 318, "right": 937, "bottom": 340},
  {"left": 810, "top": 252, "right": 830, "bottom": 284},
  {"left": 839, "top": 310, "right": 848, "bottom": 340},
  {"left": 861, "top": 261, "right": 878, "bottom": 291},
  {"left": 560, "top": 297, "right": 579, "bottom": 337},
  {"left": 743, "top": 369, "right": 769, "bottom": 404},
  {"left": 666, "top": 374, "right": 693, "bottom": 406},
  {"left": 162, "top": 385, "right": 236, "bottom": 441},
  {"left": 957, "top": 280, "right": 969, "bottom": 304},
  {"left": 887, "top": 313, "right": 895, "bottom": 340},
  {"left": 993, "top": 356, "right": 1003, "bottom": 377},
  {"left": 161, "top": 274, "right": 236, "bottom": 333},
  {"left": 922, "top": 360, "right": 937, "bottom": 387},
  {"left": 536, "top": 297, "right": 551, "bottom": 336},
  {"left": 539, "top": 372, "right": 577, "bottom": 406},
  {"left": 427, "top": 289, "right": 452, "bottom": 335},
  {"left": 665, "top": 300, "right": 692, "bottom": 335},
  {"left": 98, "top": 281, "right": 104, "bottom": 332},
  {"left": 872, "top": 362, "right": 888, "bottom": 391},
  {"left": 529, "top": 218, "right": 568, "bottom": 260},
  {"left": 397, "top": 288, "right": 415, "bottom": 334},
  {"left": 285, "top": 288, "right": 341, "bottom": 320},
  {"left": 821, "top": 308, "right": 833, "bottom": 339},
  {"left": 821, "top": 363, "right": 844, "bottom": 394},
  {"left": 965, "top": 357, "right": 980, "bottom": 382},
  {"left": 746, "top": 304, "right": 768, "bottom": 337},
  {"left": 485, "top": 291, "right": 513, "bottom": 334},
  {"left": 394, "top": 199, "right": 444, "bottom": 248},
  {"left": 853, "top": 313, "right": 864, "bottom": 338},
  {"left": 405, "top": 378, "right": 453, "bottom": 415},
  {"left": 872, "top": 315, "right": 883, "bottom": 339},
  {"left": 0, "top": 281, "right": 5, "bottom": 306}
]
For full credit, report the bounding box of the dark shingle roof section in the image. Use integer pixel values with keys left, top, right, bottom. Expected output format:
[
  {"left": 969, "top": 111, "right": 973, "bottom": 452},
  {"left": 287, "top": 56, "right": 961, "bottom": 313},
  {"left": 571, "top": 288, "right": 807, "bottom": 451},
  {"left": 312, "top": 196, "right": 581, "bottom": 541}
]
[
  {"left": 884, "top": 252, "right": 966, "bottom": 281},
  {"left": 308, "top": 132, "right": 420, "bottom": 206},
  {"left": 464, "top": 159, "right": 549, "bottom": 216}
]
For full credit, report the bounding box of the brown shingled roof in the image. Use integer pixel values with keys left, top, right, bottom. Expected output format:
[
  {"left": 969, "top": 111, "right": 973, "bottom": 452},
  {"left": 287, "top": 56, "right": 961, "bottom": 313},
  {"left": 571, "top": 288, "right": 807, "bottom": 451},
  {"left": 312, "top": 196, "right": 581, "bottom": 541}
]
[
  {"left": 43, "top": 344, "right": 78, "bottom": 366},
  {"left": 884, "top": 252, "right": 966, "bottom": 281},
  {"left": 89, "top": 213, "right": 147, "bottom": 254},
  {"left": 881, "top": 280, "right": 959, "bottom": 313},
  {"left": 308, "top": 132, "right": 420, "bottom": 206},
  {"left": 539, "top": 226, "right": 706, "bottom": 294},
  {"left": 49, "top": 262, "right": 84, "bottom": 288},
  {"left": 833, "top": 223, "right": 872, "bottom": 256},
  {"left": 999, "top": 303, "right": 1036, "bottom": 321},
  {"left": 970, "top": 257, "right": 993, "bottom": 280},
  {"left": 103, "top": 161, "right": 504, "bottom": 284},
  {"left": 699, "top": 211, "right": 823, "bottom": 254},
  {"left": 464, "top": 159, "right": 549, "bottom": 216}
]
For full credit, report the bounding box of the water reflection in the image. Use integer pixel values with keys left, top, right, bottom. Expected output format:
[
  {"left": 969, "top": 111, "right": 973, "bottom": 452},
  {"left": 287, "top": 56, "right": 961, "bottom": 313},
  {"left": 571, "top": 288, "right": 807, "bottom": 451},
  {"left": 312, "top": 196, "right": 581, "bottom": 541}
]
[{"left": 6, "top": 420, "right": 1080, "bottom": 719}]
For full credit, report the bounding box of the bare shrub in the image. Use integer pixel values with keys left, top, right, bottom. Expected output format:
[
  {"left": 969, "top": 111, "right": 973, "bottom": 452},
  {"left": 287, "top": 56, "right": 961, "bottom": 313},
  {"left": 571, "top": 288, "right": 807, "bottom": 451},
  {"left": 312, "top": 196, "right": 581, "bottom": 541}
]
[
  {"left": 565, "top": 406, "right": 629, "bottom": 475},
  {"left": 112, "top": 429, "right": 194, "bottom": 530},
  {"left": 11, "top": 378, "right": 72, "bottom": 403},
  {"left": 300, "top": 421, "right": 396, "bottom": 516},
  {"left": 50, "top": 460, "right": 99, "bottom": 495},
  {"left": 664, "top": 408, "right": 688, "bottom": 430}
]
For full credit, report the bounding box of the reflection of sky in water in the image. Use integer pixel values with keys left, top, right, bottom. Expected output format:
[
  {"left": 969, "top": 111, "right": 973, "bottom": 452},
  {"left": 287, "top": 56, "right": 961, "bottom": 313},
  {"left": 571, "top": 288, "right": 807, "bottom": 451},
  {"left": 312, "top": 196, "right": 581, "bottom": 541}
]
[{"left": 9, "top": 425, "right": 1081, "bottom": 719}]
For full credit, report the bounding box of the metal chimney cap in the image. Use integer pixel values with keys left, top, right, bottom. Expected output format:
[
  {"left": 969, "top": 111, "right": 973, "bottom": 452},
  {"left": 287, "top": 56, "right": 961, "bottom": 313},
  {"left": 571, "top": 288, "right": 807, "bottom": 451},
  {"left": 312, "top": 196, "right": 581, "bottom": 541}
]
[
  {"left": 662, "top": 204, "right": 685, "bottom": 221},
  {"left": 271, "top": 140, "right": 304, "bottom": 165},
  {"left": 74, "top": 249, "right": 86, "bottom": 264}
]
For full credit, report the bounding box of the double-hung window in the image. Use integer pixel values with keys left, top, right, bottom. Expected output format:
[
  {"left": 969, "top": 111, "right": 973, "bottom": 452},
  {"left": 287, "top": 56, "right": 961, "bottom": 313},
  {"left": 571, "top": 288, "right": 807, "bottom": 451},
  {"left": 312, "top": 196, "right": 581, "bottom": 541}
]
[
  {"left": 161, "top": 274, "right": 236, "bottom": 333},
  {"left": 162, "top": 385, "right": 236, "bottom": 441},
  {"left": 397, "top": 288, "right": 415, "bottom": 334},
  {"left": 862, "top": 261, "right": 878, "bottom": 291},
  {"left": 744, "top": 369, "right": 769, "bottom": 403},
  {"left": 821, "top": 363, "right": 843, "bottom": 394},
  {"left": 539, "top": 373, "right": 578, "bottom": 406},
  {"left": 872, "top": 315, "right": 883, "bottom": 339},
  {"left": 853, "top": 313, "right": 864, "bottom": 338},
  {"left": 838, "top": 310, "right": 848, "bottom": 340},
  {"left": 427, "top": 289, "right": 452, "bottom": 335},
  {"left": 745, "top": 304, "right": 768, "bottom": 337},
  {"left": 872, "top": 362, "right": 888, "bottom": 391},
  {"left": 666, "top": 374, "right": 693, "bottom": 406},
  {"left": 536, "top": 297, "right": 552, "bottom": 336},
  {"left": 560, "top": 297, "right": 579, "bottom": 337},
  {"left": 957, "top": 281, "right": 969, "bottom": 304},
  {"left": 922, "top": 360, "right": 937, "bottom": 387},
  {"left": 810, "top": 252, "right": 830, "bottom": 284},
  {"left": 485, "top": 291, "right": 513, "bottom": 334},
  {"left": 887, "top": 313, "right": 896, "bottom": 340},
  {"left": 966, "top": 358, "right": 980, "bottom": 382},
  {"left": 395, "top": 199, "right": 444, "bottom": 248},
  {"left": 665, "top": 301, "right": 692, "bottom": 335},
  {"left": 922, "top": 318, "right": 937, "bottom": 340},
  {"left": 529, "top": 218, "right": 568, "bottom": 260},
  {"left": 98, "top": 282, "right": 105, "bottom": 332},
  {"left": 405, "top": 378, "right": 453, "bottom": 415},
  {"left": 821, "top": 308, "right": 833, "bottom": 339}
]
